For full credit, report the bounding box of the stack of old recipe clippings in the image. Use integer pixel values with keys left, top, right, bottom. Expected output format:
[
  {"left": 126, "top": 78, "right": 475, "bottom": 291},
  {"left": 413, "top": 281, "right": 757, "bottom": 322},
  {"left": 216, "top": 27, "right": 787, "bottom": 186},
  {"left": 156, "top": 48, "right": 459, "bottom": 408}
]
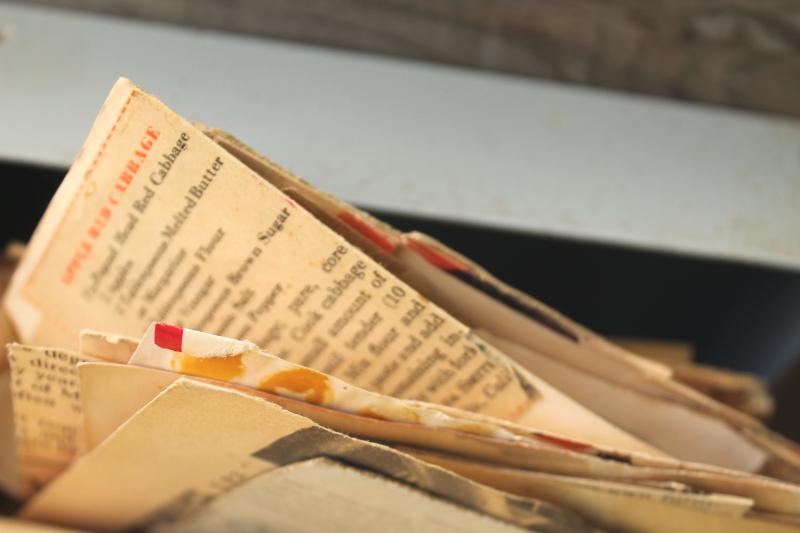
[{"left": 0, "top": 79, "right": 798, "bottom": 533}]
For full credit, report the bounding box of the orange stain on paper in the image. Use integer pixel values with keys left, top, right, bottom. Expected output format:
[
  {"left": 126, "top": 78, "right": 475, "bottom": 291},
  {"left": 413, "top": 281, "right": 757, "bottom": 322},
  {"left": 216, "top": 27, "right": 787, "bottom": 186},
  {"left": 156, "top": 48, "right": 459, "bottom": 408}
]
[
  {"left": 172, "top": 352, "right": 245, "bottom": 381},
  {"left": 259, "top": 368, "right": 332, "bottom": 404},
  {"left": 453, "top": 422, "right": 495, "bottom": 437},
  {"left": 358, "top": 407, "right": 389, "bottom": 421},
  {"left": 359, "top": 406, "right": 420, "bottom": 423}
]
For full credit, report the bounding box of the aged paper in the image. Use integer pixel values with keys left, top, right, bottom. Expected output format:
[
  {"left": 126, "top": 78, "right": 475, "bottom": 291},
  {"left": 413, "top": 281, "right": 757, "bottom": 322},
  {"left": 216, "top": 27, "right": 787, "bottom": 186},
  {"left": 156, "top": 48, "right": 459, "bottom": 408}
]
[
  {"left": 130, "top": 323, "right": 540, "bottom": 441},
  {"left": 0, "top": 517, "right": 83, "bottom": 533},
  {"left": 5, "top": 345, "right": 99, "bottom": 496},
  {"left": 478, "top": 329, "right": 767, "bottom": 471},
  {"left": 213, "top": 131, "right": 800, "bottom": 481},
  {"left": 0, "top": 244, "right": 23, "bottom": 496},
  {"left": 71, "top": 359, "right": 798, "bottom": 532},
  {"left": 0, "top": 242, "right": 22, "bottom": 369},
  {"left": 3, "top": 78, "right": 659, "bottom": 456},
  {"left": 151, "top": 458, "right": 527, "bottom": 533},
  {"left": 76, "top": 356, "right": 800, "bottom": 517},
  {"left": 23, "top": 379, "right": 586, "bottom": 532},
  {"left": 612, "top": 337, "right": 696, "bottom": 366},
  {"left": 5, "top": 79, "right": 532, "bottom": 420},
  {"left": 614, "top": 337, "right": 774, "bottom": 420},
  {"left": 387, "top": 231, "right": 800, "bottom": 479},
  {"left": 0, "top": 370, "right": 20, "bottom": 497},
  {"left": 206, "top": 127, "right": 800, "bottom": 478},
  {"left": 78, "top": 363, "right": 178, "bottom": 453},
  {"left": 78, "top": 330, "right": 138, "bottom": 365},
  {"left": 402, "top": 447, "right": 800, "bottom": 533}
]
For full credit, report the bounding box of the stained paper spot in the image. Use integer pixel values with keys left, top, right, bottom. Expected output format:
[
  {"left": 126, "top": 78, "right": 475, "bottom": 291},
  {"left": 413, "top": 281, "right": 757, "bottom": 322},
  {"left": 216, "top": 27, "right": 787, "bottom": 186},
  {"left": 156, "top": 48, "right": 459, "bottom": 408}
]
[
  {"left": 172, "top": 352, "right": 245, "bottom": 381},
  {"left": 358, "top": 407, "right": 389, "bottom": 421},
  {"left": 359, "top": 406, "right": 419, "bottom": 423},
  {"left": 259, "top": 368, "right": 332, "bottom": 404}
]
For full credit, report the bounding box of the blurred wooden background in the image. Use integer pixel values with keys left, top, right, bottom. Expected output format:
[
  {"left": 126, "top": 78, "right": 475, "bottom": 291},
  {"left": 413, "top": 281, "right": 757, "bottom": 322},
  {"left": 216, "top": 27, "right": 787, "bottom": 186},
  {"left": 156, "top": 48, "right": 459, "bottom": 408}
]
[{"left": 15, "top": 0, "right": 800, "bottom": 117}]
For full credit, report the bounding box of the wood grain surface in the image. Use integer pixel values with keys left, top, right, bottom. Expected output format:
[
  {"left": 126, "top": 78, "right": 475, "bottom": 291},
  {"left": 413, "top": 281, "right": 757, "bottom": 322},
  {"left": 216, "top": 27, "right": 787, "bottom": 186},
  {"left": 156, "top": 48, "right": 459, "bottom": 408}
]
[{"left": 15, "top": 0, "right": 800, "bottom": 116}]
